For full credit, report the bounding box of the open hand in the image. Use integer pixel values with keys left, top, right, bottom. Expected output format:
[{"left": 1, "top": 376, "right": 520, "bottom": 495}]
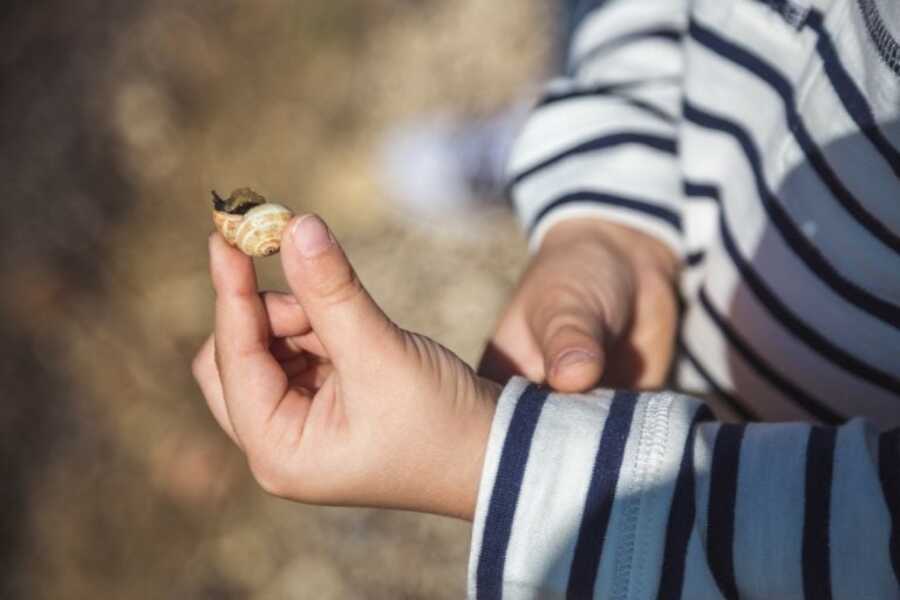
[
  {"left": 193, "top": 215, "right": 500, "bottom": 519},
  {"left": 478, "top": 218, "right": 679, "bottom": 392}
]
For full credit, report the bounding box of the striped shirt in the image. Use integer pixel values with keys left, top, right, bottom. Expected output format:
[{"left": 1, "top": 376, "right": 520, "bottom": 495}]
[
  {"left": 509, "top": 0, "right": 900, "bottom": 425},
  {"left": 469, "top": 0, "right": 900, "bottom": 597},
  {"left": 469, "top": 379, "right": 900, "bottom": 598}
]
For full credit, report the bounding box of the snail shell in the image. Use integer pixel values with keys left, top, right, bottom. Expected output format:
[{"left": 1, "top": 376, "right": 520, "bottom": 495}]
[{"left": 211, "top": 188, "right": 294, "bottom": 257}]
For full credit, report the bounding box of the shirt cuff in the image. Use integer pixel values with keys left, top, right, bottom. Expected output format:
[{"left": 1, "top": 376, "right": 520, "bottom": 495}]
[{"left": 467, "top": 377, "right": 702, "bottom": 598}]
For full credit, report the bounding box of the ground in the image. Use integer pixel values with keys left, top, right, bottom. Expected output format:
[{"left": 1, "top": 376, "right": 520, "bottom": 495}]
[{"left": 0, "top": 1, "right": 552, "bottom": 598}]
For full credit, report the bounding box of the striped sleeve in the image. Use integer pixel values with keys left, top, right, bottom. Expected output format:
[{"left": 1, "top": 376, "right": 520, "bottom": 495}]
[
  {"left": 468, "top": 377, "right": 900, "bottom": 599},
  {"left": 509, "top": 0, "right": 687, "bottom": 256}
]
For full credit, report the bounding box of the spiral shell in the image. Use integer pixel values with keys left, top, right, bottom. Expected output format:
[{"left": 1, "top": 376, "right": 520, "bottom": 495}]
[{"left": 211, "top": 188, "right": 294, "bottom": 257}]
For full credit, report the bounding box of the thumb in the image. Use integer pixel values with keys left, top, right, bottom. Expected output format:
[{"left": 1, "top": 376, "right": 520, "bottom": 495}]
[
  {"left": 280, "top": 214, "right": 398, "bottom": 363},
  {"left": 530, "top": 304, "right": 609, "bottom": 393}
]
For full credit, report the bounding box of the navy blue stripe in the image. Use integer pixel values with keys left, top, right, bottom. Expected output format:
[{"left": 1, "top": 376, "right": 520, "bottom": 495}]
[
  {"left": 616, "top": 96, "right": 676, "bottom": 124},
  {"left": 537, "top": 88, "right": 676, "bottom": 124},
  {"left": 678, "top": 339, "right": 758, "bottom": 421},
  {"left": 878, "top": 428, "right": 900, "bottom": 587},
  {"left": 535, "top": 90, "right": 675, "bottom": 123},
  {"left": 570, "top": 27, "right": 682, "bottom": 74},
  {"left": 805, "top": 9, "right": 900, "bottom": 179},
  {"left": 657, "top": 405, "right": 714, "bottom": 600},
  {"left": 528, "top": 190, "right": 682, "bottom": 234},
  {"left": 681, "top": 179, "right": 716, "bottom": 264},
  {"left": 689, "top": 19, "right": 900, "bottom": 255},
  {"left": 802, "top": 426, "right": 836, "bottom": 600},
  {"left": 709, "top": 171, "right": 900, "bottom": 396},
  {"left": 538, "top": 81, "right": 635, "bottom": 107},
  {"left": 511, "top": 132, "right": 677, "bottom": 187},
  {"left": 686, "top": 173, "right": 896, "bottom": 405},
  {"left": 684, "top": 169, "right": 900, "bottom": 395},
  {"left": 697, "top": 288, "right": 843, "bottom": 424},
  {"left": 475, "top": 384, "right": 550, "bottom": 600},
  {"left": 567, "top": 391, "right": 639, "bottom": 598},
  {"left": 756, "top": 0, "right": 811, "bottom": 28},
  {"left": 686, "top": 250, "right": 705, "bottom": 266},
  {"left": 683, "top": 100, "right": 900, "bottom": 331},
  {"left": 707, "top": 424, "right": 746, "bottom": 600},
  {"left": 538, "top": 78, "right": 680, "bottom": 108},
  {"left": 683, "top": 180, "right": 721, "bottom": 202}
]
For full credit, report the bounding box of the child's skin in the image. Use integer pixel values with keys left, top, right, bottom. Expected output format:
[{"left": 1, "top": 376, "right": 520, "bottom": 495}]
[
  {"left": 193, "top": 214, "right": 676, "bottom": 517},
  {"left": 193, "top": 215, "right": 500, "bottom": 519},
  {"left": 478, "top": 217, "right": 680, "bottom": 393}
]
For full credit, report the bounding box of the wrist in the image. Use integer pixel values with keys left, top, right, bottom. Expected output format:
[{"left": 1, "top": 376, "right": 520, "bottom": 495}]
[
  {"left": 426, "top": 375, "right": 501, "bottom": 521},
  {"left": 541, "top": 218, "right": 679, "bottom": 283}
]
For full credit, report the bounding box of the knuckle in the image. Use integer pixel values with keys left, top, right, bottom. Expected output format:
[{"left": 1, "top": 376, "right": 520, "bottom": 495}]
[
  {"left": 531, "top": 299, "right": 574, "bottom": 334},
  {"left": 530, "top": 284, "right": 602, "bottom": 328},
  {"left": 537, "top": 309, "right": 598, "bottom": 350}
]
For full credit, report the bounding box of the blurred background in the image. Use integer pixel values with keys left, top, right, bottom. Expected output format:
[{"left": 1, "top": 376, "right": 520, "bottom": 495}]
[{"left": 0, "top": 1, "right": 555, "bottom": 597}]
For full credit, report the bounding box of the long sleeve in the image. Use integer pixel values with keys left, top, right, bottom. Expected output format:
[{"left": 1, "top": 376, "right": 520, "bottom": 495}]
[
  {"left": 468, "top": 377, "right": 900, "bottom": 599},
  {"left": 510, "top": 0, "right": 687, "bottom": 256}
]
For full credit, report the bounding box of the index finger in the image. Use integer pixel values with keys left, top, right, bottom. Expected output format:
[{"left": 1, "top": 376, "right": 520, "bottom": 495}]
[{"left": 210, "top": 234, "right": 288, "bottom": 444}]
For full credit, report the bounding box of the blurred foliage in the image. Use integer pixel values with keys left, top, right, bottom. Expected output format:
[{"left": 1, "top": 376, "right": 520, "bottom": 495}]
[{"left": 0, "top": 0, "right": 550, "bottom": 597}]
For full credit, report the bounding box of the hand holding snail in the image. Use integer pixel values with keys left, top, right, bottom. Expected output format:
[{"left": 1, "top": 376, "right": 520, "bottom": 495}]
[
  {"left": 193, "top": 215, "right": 500, "bottom": 520},
  {"left": 212, "top": 187, "right": 294, "bottom": 257}
]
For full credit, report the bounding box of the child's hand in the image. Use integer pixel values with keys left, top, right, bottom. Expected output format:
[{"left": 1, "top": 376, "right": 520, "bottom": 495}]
[
  {"left": 192, "top": 216, "right": 500, "bottom": 520},
  {"left": 479, "top": 218, "right": 678, "bottom": 392}
]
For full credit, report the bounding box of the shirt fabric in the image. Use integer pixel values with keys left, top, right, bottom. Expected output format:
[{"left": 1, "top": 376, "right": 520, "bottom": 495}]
[
  {"left": 469, "top": 378, "right": 899, "bottom": 598},
  {"left": 468, "top": 0, "right": 900, "bottom": 597}
]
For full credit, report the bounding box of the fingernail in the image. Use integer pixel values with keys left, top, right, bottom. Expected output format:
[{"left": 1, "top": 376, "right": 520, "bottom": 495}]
[
  {"left": 292, "top": 215, "right": 333, "bottom": 258},
  {"left": 554, "top": 350, "right": 598, "bottom": 371}
]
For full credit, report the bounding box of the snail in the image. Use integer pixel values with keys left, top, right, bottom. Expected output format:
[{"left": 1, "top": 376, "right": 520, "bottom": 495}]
[{"left": 211, "top": 188, "right": 294, "bottom": 257}]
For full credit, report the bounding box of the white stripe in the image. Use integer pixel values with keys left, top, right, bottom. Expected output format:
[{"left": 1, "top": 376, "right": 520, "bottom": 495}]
[
  {"left": 575, "top": 39, "right": 683, "bottom": 86},
  {"left": 592, "top": 394, "right": 663, "bottom": 599},
  {"left": 674, "top": 355, "right": 714, "bottom": 401},
  {"left": 808, "top": 2, "right": 900, "bottom": 231},
  {"left": 618, "top": 83, "right": 682, "bottom": 118},
  {"left": 509, "top": 98, "right": 673, "bottom": 174},
  {"left": 467, "top": 377, "right": 530, "bottom": 598},
  {"left": 693, "top": 422, "right": 719, "bottom": 549},
  {"left": 514, "top": 143, "right": 681, "bottom": 220},
  {"left": 686, "top": 27, "right": 900, "bottom": 307},
  {"left": 683, "top": 198, "right": 719, "bottom": 257},
  {"left": 830, "top": 419, "right": 899, "bottom": 597},
  {"left": 679, "top": 263, "right": 706, "bottom": 302},
  {"left": 700, "top": 229, "right": 900, "bottom": 423},
  {"left": 778, "top": 133, "right": 900, "bottom": 299},
  {"left": 680, "top": 112, "right": 900, "bottom": 385},
  {"left": 571, "top": 0, "right": 684, "bottom": 66},
  {"left": 619, "top": 395, "right": 699, "bottom": 598},
  {"left": 732, "top": 423, "right": 809, "bottom": 598},
  {"left": 681, "top": 297, "right": 813, "bottom": 421},
  {"left": 849, "top": 0, "right": 900, "bottom": 123},
  {"left": 502, "top": 388, "right": 615, "bottom": 596},
  {"left": 692, "top": 0, "right": 817, "bottom": 65}
]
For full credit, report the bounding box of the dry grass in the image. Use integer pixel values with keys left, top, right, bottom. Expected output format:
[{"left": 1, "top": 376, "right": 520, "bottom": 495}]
[{"left": 0, "top": 1, "right": 552, "bottom": 597}]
